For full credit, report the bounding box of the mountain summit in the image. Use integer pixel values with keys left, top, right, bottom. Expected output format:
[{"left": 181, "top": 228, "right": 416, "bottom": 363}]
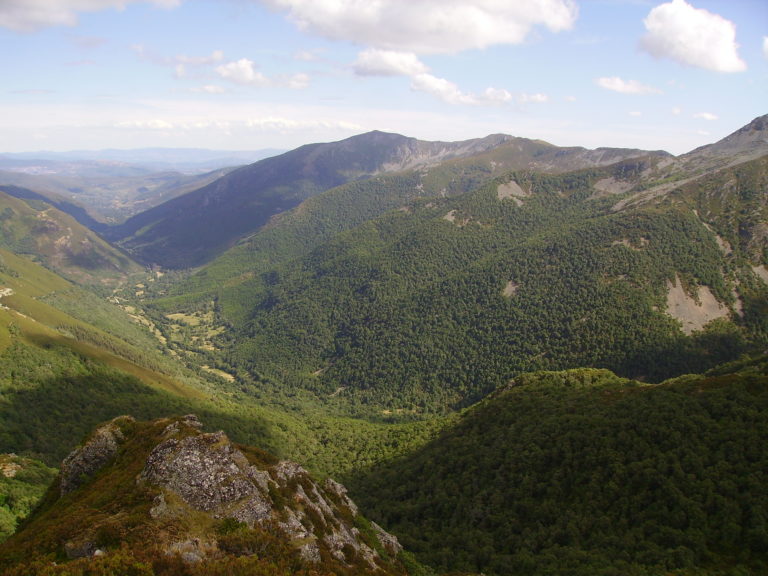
[
  {"left": 684, "top": 113, "right": 768, "bottom": 162},
  {"left": 105, "top": 130, "right": 657, "bottom": 268}
]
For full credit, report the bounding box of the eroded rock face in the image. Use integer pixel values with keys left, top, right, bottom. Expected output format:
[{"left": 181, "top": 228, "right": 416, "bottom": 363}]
[
  {"left": 60, "top": 416, "right": 134, "bottom": 495},
  {"left": 138, "top": 416, "right": 401, "bottom": 568}
]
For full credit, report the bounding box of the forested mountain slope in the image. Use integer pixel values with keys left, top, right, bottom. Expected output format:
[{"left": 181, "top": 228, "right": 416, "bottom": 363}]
[
  {"left": 147, "top": 147, "right": 768, "bottom": 413},
  {"left": 106, "top": 130, "right": 657, "bottom": 268},
  {"left": 0, "top": 118, "right": 764, "bottom": 575},
  {"left": 350, "top": 363, "right": 768, "bottom": 575},
  {"left": 0, "top": 245, "right": 443, "bottom": 484}
]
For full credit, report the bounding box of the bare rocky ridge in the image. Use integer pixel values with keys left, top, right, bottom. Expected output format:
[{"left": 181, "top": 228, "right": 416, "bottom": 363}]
[
  {"left": 611, "top": 114, "right": 768, "bottom": 212},
  {"left": 55, "top": 415, "right": 403, "bottom": 571}
]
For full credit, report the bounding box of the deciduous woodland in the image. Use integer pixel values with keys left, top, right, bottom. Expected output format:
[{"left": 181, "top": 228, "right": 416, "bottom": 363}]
[{"left": 0, "top": 116, "right": 766, "bottom": 575}]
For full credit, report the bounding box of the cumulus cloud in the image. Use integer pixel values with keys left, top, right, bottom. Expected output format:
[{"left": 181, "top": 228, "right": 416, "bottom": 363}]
[
  {"left": 261, "top": 0, "right": 578, "bottom": 54},
  {"left": 352, "top": 48, "right": 546, "bottom": 107},
  {"left": 353, "top": 49, "right": 430, "bottom": 77},
  {"left": 411, "top": 74, "right": 477, "bottom": 105},
  {"left": 409, "top": 73, "right": 548, "bottom": 107},
  {"left": 693, "top": 112, "right": 718, "bottom": 121},
  {"left": 596, "top": 76, "right": 661, "bottom": 95},
  {"left": 0, "top": 0, "right": 180, "bottom": 32},
  {"left": 216, "top": 59, "right": 310, "bottom": 89},
  {"left": 216, "top": 58, "right": 271, "bottom": 86},
  {"left": 640, "top": 0, "right": 746, "bottom": 72}
]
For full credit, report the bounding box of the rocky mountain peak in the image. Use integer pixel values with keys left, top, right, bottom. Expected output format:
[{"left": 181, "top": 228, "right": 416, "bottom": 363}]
[
  {"left": 139, "top": 416, "right": 402, "bottom": 566},
  {"left": 684, "top": 113, "right": 768, "bottom": 161},
  {"left": 1, "top": 415, "right": 407, "bottom": 574}
]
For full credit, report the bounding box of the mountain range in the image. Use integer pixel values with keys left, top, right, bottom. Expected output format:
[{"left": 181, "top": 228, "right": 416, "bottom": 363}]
[
  {"left": 104, "top": 130, "right": 661, "bottom": 268},
  {"left": 0, "top": 115, "right": 766, "bottom": 575}
]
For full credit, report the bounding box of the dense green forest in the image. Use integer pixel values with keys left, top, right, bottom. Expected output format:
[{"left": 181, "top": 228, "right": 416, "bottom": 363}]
[
  {"left": 0, "top": 121, "right": 765, "bottom": 574},
  {"left": 0, "top": 336, "right": 444, "bottom": 479},
  {"left": 350, "top": 364, "right": 768, "bottom": 575},
  {"left": 0, "top": 246, "right": 445, "bottom": 485},
  {"left": 0, "top": 455, "right": 56, "bottom": 542},
  {"left": 143, "top": 160, "right": 767, "bottom": 415}
]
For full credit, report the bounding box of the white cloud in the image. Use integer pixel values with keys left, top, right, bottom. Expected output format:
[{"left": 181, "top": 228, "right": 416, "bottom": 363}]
[
  {"left": 693, "top": 112, "right": 718, "bottom": 121},
  {"left": 641, "top": 0, "right": 746, "bottom": 73},
  {"left": 0, "top": 0, "right": 180, "bottom": 32},
  {"left": 176, "top": 50, "right": 224, "bottom": 66},
  {"left": 629, "top": 111, "right": 642, "bottom": 117},
  {"left": 411, "top": 74, "right": 477, "bottom": 105},
  {"left": 244, "top": 116, "right": 362, "bottom": 132},
  {"left": 409, "top": 73, "right": 549, "bottom": 107},
  {"left": 353, "top": 49, "right": 545, "bottom": 107},
  {"left": 596, "top": 76, "right": 661, "bottom": 95},
  {"left": 191, "top": 85, "right": 226, "bottom": 94},
  {"left": 519, "top": 92, "right": 549, "bottom": 104},
  {"left": 216, "top": 59, "right": 271, "bottom": 86},
  {"left": 353, "top": 49, "right": 429, "bottom": 77},
  {"left": 672, "top": 106, "right": 682, "bottom": 115},
  {"left": 216, "top": 59, "right": 310, "bottom": 89},
  {"left": 483, "top": 87, "right": 514, "bottom": 103},
  {"left": 287, "top": 73, "right": 310, "bottom": 90},
  {"left": 134, "top": 45, "right": 224, "bottom": 71},
  {"left": 763, "top": 37, "right": 768, "bottom": 61},
  {"left": 262, "top": 0, "right": 578, "bottom": 54}
]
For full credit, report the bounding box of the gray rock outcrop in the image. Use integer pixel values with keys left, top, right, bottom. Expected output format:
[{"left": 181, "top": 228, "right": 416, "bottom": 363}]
[
  {"left": 60, "top": 416, "right": 134, "bottom": 495},
  {"left": 138, "top": 416, "right": 401, "bottom": 568}
]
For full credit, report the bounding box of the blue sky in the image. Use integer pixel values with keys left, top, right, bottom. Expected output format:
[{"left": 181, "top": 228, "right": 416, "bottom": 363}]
[{"left": 1, "top": 0, "right": 766, "bottom": 155}]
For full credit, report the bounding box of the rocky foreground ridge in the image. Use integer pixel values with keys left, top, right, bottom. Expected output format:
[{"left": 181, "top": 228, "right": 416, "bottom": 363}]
[{"left": 0, "top": 415, "right": 409, "bottom": 575}]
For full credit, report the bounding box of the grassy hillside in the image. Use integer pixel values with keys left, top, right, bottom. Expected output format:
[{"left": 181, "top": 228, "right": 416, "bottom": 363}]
[
  {"left": 0, "top": 189, "right": 140, "bottom": 285},
  {"left": 350, "top": 363, "right": 768, "bottom": 575}
]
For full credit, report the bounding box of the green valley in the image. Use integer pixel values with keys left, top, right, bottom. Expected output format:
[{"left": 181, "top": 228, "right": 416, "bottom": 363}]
[{"left": 0, "top": 117, "right": 765, "bottom": 575}]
